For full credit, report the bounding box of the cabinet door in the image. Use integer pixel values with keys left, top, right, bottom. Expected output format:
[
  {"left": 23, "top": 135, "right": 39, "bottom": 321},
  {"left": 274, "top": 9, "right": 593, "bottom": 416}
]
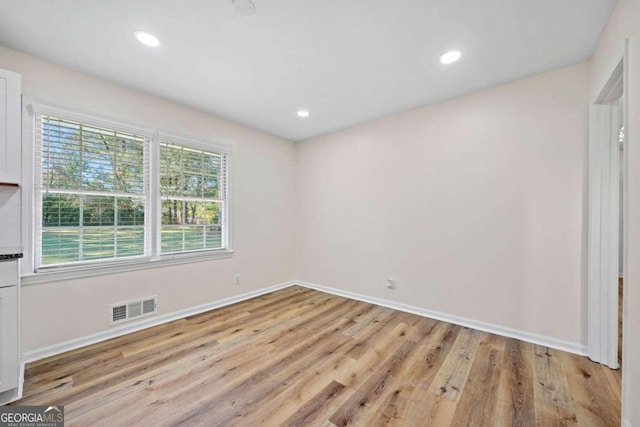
[
  {"left": 0, "top": 286, "right": 18, "bottom": 393},
  {"left": 0, "top": 68, "right": 21, "bottom": 184},
  {"left": 0, "top": 261, "right": 18, "bottom": 287}
]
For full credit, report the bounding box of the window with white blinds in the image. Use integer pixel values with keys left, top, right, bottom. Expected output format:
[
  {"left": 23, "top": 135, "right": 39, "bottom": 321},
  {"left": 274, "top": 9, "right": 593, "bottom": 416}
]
[
  {"left": 32, "top": 109, "right": 230, "bottom": 272},
  {"left": 159, "top": 141, "right": 227, "bottom": 254},
  {"left": 35, "top": 114, "right": 149, "bottom": 267}
]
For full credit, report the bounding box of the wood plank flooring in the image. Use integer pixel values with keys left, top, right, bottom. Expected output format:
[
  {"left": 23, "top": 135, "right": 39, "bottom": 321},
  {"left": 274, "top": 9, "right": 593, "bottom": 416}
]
[{"left": 12, "top": 286, "right": 621, "bottom": 426}]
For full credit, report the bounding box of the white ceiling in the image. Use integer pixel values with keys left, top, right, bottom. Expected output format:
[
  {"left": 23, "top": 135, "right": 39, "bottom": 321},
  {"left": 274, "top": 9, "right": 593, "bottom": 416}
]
[{"left": 0, "top": 0, "right": 615, "bottom": 141}]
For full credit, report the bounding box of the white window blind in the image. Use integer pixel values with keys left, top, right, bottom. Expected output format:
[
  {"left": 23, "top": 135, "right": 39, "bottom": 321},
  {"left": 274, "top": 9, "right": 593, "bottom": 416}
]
[
  {"left": 35, "top": 114, "right": 150, "bottom": 268},
  {"left": 159, "top": 141, "right": 228, "bottom": 254}
]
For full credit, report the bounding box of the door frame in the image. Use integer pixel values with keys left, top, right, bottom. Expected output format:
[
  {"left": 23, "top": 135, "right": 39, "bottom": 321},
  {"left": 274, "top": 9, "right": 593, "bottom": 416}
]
[{"left": 587, "top": 48, "right": 628, "bottom": 369}]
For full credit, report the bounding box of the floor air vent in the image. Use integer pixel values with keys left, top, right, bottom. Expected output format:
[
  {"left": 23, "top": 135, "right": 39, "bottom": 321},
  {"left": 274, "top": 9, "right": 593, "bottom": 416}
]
[{"left": 110, "top": 296, "right": 157, "bottom": 325}]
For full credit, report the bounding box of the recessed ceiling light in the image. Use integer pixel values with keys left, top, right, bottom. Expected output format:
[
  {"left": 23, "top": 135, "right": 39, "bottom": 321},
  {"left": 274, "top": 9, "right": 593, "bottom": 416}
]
[
  {"left": 134, "top": 30, "right": 160, "bottom": 47},
  {"left": 297, "top": 110, "right": 310, "bottom": 118},
  {"left": 440, "top": 50, "right": 461, "bottom": 64}
]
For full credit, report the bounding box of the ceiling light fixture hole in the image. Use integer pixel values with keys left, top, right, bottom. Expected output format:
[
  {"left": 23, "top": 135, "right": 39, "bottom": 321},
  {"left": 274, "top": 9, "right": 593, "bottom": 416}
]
[{"left": 233, "top": 0, "right": 256, "bottom": 16}]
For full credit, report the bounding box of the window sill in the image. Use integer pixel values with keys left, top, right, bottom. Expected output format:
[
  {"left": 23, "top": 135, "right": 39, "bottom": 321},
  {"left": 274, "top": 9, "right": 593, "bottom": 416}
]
[{"left": 21, "top": 250, "right": 234, "bottom": 286}]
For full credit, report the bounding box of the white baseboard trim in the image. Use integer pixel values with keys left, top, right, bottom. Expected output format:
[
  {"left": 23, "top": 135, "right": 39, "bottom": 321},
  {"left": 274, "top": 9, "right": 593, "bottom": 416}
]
[
  {"left": 21, "top": 280, "right": 296, "bottom": 364},
  {"left": 294, "top": 280, "right": 587, "bottom": 356},
  {"left": 20, "top": 278, "right": 588, "bottom": 366}
]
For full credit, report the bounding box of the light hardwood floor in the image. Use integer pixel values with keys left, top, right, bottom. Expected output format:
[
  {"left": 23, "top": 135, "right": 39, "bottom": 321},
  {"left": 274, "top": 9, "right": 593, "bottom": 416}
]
[{"left": 13, "top": 286, "right": 620, "bottom": 426}]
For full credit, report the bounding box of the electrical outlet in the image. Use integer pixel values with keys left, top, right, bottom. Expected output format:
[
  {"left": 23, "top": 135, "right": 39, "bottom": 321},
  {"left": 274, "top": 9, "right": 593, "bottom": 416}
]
[
  {"left": 386, "top": 278, "right": 396, "bottom": 289},
  {"left": 235, "top": 274, "right": 241, "bottom": 285}
]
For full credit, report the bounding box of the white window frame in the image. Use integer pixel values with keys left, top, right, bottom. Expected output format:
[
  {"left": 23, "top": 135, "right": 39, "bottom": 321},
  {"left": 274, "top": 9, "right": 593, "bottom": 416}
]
[
  {"left": 21, "top": 100, "right": 233, "bottom": 285},
  {"left": 33, "top": 112, "right": 152, "bottom": 269},
  {"left": 155, "top": 133, "right": 232, "bottom": 257}
]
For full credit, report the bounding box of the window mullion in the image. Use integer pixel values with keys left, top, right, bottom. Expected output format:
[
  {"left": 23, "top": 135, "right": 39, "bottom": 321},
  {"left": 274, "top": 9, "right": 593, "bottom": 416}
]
[
  {"left": 180, "top": 146, "right": 186, "bottom": 252},
  {"left": 114, "top": 197, "right": 118, "bottom": 258},
  {"left": 202, "top": 204, "right": 206, "bottom": 250},
  {"left": 78, "top": 123, "right": 84, "bottom": 262},
  {"left": 181, "top": 200, "right": 186, "bottom": 252},
  {"left": 79, "top": 195, "right": 84, "bottom": 262},
  {"left": 201, "top": 152, "right": 205, "bottom": 250},
  {"left": 149, "top": 134, "right": 159, "bottom": 258}
]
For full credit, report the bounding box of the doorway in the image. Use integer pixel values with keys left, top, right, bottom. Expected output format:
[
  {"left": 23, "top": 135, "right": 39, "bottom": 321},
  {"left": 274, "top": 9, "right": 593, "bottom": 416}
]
[
  {"left": 617, "top": 100, "right": 625, "bottom": 367},
  {"left": 587, "top": 58, "right": 626, "bottom": 369}
]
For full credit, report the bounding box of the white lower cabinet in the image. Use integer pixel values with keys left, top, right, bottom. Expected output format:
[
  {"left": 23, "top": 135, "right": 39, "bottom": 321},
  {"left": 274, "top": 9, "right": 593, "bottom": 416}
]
[{"left": 0, "top": 284, "right": 18, "bottom": 393}]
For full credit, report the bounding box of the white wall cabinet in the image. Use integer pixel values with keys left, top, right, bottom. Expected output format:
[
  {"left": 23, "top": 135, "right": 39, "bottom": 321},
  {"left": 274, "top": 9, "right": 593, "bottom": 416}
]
[
  {"left": 0, "top": 266, "right": 18, "bottom": 393},
  {"left": 0, "top": 68, "right": 22, "bottom": 185}
]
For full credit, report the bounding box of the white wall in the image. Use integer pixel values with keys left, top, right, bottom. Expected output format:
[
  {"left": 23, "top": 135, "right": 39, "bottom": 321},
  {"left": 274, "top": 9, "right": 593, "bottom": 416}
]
[
  {"left": 589, "top": 0, "right": 640, "bottom": 424},
  {"left": 0, "top": 45, "right": 297, "bottom": 353},
  {"left": 296, "top": 63, "right": 589, "bottom": 348}
]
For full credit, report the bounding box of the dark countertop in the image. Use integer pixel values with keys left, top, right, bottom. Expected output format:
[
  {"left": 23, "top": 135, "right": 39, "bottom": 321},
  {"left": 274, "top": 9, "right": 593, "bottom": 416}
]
[{"left": 0, "top": 247, "right": 23, "bottom": 260}]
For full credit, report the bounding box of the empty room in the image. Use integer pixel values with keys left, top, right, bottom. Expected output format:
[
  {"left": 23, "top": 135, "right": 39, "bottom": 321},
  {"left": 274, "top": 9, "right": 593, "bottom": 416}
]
[{"left": 0, "top": 0, "right": 638, "bottom": 426}]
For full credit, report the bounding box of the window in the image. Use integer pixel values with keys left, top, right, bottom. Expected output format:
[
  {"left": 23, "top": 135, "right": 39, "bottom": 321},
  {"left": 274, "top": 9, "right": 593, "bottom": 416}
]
[
  {"left": 31, "top": 107, "right": 230, "bottom": 273},
  {"left": 36, "top": 115, "right": 148, "bottom": 266},
  {"left": 159, "top": 141, "right": 227, "bottom": 254}
]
